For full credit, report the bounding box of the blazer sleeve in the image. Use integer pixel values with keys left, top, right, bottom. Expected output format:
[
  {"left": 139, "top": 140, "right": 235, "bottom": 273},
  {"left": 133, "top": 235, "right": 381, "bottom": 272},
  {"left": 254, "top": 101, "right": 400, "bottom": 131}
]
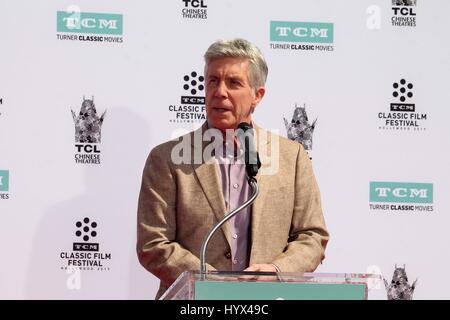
[
  {"left": 271, "top": 144, "right": 329, "bottom": 272},
  {"left": 136, "top": 145, "right": 216, "bottom": 287}
]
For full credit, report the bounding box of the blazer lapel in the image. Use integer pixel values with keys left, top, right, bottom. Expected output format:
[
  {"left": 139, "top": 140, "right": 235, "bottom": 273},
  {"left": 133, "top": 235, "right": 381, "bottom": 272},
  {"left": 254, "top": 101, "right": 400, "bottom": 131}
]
[
  {"left": 250, "top": 125, "right": 271, "bottom": 264},
  {"left": 191, "top": 123, "right": 233, "bottom": 248}
]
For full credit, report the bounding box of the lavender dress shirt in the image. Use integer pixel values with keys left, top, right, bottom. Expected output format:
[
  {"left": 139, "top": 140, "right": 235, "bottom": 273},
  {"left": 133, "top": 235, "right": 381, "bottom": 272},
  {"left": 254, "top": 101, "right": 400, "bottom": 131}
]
[{"left": 216, "top": 139, "right": 251, "bottom": 271}]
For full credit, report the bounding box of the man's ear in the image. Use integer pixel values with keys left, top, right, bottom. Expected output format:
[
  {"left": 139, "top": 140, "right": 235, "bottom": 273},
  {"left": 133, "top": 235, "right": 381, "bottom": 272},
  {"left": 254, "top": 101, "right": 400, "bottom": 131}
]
[{"left": 251, "top": 86, "right": 266, "bottom": 108}]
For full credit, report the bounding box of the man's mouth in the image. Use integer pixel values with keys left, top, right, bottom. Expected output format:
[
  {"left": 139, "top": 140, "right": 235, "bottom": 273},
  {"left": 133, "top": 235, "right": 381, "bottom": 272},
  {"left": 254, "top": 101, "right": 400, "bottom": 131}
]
[{"left": 214, "top": 108, "right": 230, "bottom": 113}]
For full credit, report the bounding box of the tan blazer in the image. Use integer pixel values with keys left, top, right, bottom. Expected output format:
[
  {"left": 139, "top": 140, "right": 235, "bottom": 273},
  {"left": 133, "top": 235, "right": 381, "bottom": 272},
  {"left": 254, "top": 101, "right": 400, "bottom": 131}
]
[{"left": 137, "top": 123, "right": 329, "bottom": 299}]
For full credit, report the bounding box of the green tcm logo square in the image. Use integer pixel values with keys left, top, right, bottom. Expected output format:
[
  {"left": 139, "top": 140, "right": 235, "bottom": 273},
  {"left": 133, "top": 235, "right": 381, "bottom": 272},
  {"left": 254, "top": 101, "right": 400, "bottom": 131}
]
[
  {"left": 0, "top": 170, "right": 9, "bottom": 192},
  {"left": 370, "top": 182, "right": 433, "bottom": 204},
  {"left": 57, "top": 11, "right": 123, "bottom": 35},
  {"left": 270, "top": 21, "right": 334, "bottom": 44}
]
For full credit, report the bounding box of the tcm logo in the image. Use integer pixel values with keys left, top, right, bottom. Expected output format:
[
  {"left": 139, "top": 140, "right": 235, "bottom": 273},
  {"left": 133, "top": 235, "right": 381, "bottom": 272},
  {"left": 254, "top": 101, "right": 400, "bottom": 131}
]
[
  {"left": 391, "top": 79, "right": 415, "bottom": 112},
  {"left": 182, "top": 0, "right": 207, "bottom": 8},
  {"left": 73, "top": 243, "right": 99, "bottom": 251},
  {"left": 370, "top": 182, "right": 433, "bottom": 204},
  {"left": 73, "top": 217, "right": 99, "bottom": 252},
  {"left": 0, "top": 170, "right": 9, "bottom": 192},
  {"left": 57, "top": 11, "right": 123, "bottom": 35},
  {"left": 270, "top": 21, "right": 334, "bottom": 44},
  {"left": 181, "top": 71, "right": 205, "bottom": 105}
]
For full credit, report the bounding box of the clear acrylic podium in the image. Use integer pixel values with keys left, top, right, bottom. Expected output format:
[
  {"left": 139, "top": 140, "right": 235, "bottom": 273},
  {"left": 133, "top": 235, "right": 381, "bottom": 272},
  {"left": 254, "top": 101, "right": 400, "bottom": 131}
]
[{"left": 160, "top": 271, "right": 382, "bottom": 300}]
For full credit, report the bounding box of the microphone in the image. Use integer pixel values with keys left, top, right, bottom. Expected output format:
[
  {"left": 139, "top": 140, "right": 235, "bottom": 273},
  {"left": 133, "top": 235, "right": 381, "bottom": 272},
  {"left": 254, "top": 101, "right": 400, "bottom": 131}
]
[
  {"left": 199, "top": 122, "right": 261, "bottom": 278},
  {"left": 237, "top": 122, "right": 261, "bottom": 178}
]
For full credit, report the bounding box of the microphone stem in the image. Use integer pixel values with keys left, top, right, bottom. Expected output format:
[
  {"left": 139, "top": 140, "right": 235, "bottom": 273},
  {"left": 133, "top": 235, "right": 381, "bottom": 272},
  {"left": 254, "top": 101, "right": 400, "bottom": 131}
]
[{"left": 199, "top": 177, "right": 259, "bottom": 280}]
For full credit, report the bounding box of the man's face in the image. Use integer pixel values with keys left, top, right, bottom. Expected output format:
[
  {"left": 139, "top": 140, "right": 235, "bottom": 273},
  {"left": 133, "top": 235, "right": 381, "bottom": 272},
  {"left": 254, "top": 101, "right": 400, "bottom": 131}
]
[{"left": 205, "top": 57, "right": 265, "bottom": 131}]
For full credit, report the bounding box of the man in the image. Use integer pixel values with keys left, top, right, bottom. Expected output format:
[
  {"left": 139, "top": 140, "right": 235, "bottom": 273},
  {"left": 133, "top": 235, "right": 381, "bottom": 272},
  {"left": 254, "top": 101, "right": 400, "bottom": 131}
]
[{"left": 137, "top": 38, "right": 329, "bottom": 299}]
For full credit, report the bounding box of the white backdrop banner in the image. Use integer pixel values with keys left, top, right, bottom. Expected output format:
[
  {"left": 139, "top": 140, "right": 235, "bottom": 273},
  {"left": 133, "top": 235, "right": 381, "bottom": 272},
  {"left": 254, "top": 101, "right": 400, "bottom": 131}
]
[{"left": 0, "top": 0, "right": 449, "bottom": 299}]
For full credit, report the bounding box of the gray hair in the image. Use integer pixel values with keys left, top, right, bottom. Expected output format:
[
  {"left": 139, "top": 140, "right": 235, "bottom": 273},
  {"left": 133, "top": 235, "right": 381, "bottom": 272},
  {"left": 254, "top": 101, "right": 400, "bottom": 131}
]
[{"left": 204, "top": 38, "right": 268, "bottom": 89}]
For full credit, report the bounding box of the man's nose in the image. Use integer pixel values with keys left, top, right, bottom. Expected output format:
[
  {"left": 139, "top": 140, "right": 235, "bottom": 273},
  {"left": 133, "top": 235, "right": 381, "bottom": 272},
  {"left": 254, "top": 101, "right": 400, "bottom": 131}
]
[{"left": 214, "top": 81, "right": 227, "bottom": 98}]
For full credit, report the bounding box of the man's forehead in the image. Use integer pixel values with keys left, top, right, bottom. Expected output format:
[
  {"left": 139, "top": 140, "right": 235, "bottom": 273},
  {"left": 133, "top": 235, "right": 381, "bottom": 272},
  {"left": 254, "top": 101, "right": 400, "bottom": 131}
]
[
  {"left": 207, "top": 56, "right": 249, "bottom": 67},
  {"left": 206, "top": 57, "right": 250, "bottom": 75}
]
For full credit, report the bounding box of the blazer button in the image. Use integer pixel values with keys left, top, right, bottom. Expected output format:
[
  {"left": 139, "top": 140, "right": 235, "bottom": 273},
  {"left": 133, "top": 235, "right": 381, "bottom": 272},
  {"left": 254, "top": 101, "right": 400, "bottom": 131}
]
[{"left": 225, "top": 252, "right": 231, "bottom": 259}]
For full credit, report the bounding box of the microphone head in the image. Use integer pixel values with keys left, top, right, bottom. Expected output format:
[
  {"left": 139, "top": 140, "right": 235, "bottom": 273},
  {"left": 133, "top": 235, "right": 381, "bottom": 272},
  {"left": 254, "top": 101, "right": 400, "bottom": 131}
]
[
  {"left": 236, "top": 122, "right": 261, "bottom": 177},
  {"left": 237, "top": 122, "right": 252, "bottom": 132}
]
